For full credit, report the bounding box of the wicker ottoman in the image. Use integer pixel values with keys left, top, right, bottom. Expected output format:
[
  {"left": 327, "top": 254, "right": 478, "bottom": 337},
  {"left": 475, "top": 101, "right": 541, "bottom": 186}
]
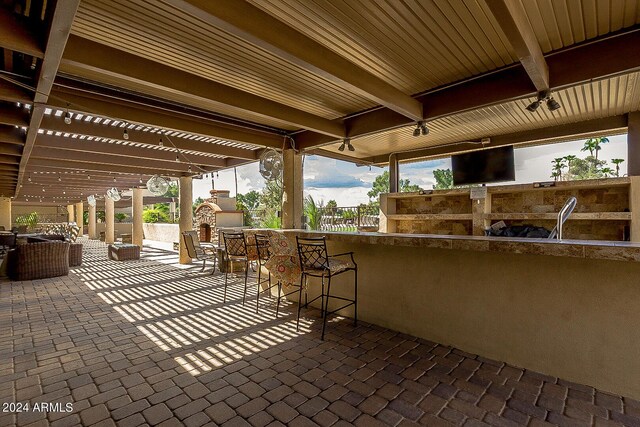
[
  {"left": 108, "top": 244, "right": 140, "bottom": 261},
  {"left": 69, "top": 243, "right": 83, "bottom": 267}
]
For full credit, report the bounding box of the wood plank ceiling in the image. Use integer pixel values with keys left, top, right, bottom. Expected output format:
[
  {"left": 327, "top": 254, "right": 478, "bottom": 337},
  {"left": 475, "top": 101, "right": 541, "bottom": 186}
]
[{"left": 0, "top": 0, "right": 639, "bottom": 204}]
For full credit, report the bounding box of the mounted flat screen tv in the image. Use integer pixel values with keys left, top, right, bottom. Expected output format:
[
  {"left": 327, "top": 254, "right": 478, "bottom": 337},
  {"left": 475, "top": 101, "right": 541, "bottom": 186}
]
[{"left": 452, "top": 146, "right": 515, "bottom": 186}]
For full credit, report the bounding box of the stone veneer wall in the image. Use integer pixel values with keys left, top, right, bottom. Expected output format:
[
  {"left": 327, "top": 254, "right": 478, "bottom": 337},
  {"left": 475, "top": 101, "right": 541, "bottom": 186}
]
[
  {"left": 396, "top": 220, "right": 472, "bottom": 235},
  {"left": 491, "top": 187, "right": 629, "bottom": 240},
  {"left": 396, "top": 194, "right": 470, "bottom": 214}
]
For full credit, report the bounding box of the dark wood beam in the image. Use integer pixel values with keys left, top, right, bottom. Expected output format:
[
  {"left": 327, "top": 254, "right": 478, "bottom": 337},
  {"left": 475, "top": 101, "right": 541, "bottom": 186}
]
[
  {"left": 39, "top": 114, "right": 258, "bottom": 160},
  {"left": 0, "top": 144, "right": 22, "bottom": 156},
  {"left": 48, "top": 86, "right": 284, "bottom": 149},
  {"left": 0, "top": 78, "right": 33, "bottom": 103},
  {"left": 61, "top": 35, "right": 344, "bottom": 138},
  {"left": 0, "top": 104, "right": 29, "bottom": 127},
  {"left": 486, "top": 0, "right": 548, "bottom": 91},
  {"left": 296, "top": 28, "right": 640, "bottom": 150},
  {"left": 167, "top": 0, "right": 423, "bottom": 121},
  {"left": 0, "top": 7, "right": 44, "bottom": 58},
  {"left": 365, "top": 115, "right": 629, "bottom": 165},
  {"left": 0, "top": 126, "right": 26, "bottom": 145},
  {"left": 16, "top": 0, "right": 80, "bottom": 197}
]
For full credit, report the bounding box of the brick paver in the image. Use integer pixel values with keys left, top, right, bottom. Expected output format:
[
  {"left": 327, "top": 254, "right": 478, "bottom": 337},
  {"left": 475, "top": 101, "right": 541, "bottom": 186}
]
[{"left": 1, "top": 238, "right": 639, "bottom": 426}]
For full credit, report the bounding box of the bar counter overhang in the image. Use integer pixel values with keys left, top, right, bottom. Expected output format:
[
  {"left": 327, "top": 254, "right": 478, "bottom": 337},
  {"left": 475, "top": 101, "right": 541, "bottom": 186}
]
[{"left": 279, "top": 230, "right": 640, "bottom": 400}]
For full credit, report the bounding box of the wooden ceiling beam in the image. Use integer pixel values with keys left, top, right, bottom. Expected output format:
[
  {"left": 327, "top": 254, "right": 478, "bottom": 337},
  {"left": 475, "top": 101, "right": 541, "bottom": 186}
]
[
  {"left": 35, "top": 134, "right": 228, "bottom": 168},
  {"left": 28, "top": 158, "right": 207, "bottom": 177},
  {"left": 39, "top": 114, "right": 258, "bottom": 160},
  {"left": 16, "top": 0, "right": 80, "bottom": 197},
  {"left": 0, "top": 7, "right": 44, "bottom": 58},
  {"left": 30, "top": 146, "right": 216, "bottom": 173},
  {"left": 0, "top": 78, "right": 33, "bottom": 103},
  {"left": 48, "top": 86, "right": 284, "bottom": 149},
  {"left": 167, "top": 0, "right": 423, "bottom": 122},
  {"left": 0, "top": 126, "right": 26, "bottom": 145},
  {"left": 365, "top": 115, "right": 629, "bottom": 165},
  {"left": 61, "top": 36, "right": 344, "bottom": 138},
  {"left": 0, "top": 104, "right": 29, "bottom": 127},
  {"left": 295, "top": 29, "right": 640, "bottom": 150},
  {"left": 0, "top": 144, "right": 22, "bottom": 156},
  {"left": 486, "top": 0, "right": 548, "bottom": 92}
]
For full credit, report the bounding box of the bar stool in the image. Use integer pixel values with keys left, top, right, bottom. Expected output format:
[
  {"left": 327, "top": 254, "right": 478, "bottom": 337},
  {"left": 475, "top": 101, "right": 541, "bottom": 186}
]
[
  {"left": 296, "top": 236, "right": 357, "bottom": 340},
  {"left": 254, "top": 233, "right": 273, "bottom": 313},
  {"left": 222, "top": 232, "right": 250, "bottom": 304}
]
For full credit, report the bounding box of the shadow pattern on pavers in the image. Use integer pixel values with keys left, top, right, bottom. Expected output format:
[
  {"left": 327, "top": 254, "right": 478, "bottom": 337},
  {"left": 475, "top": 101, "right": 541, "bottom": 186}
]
[{"left": 1, "top": 238, "right": 639, "bottom": 426}]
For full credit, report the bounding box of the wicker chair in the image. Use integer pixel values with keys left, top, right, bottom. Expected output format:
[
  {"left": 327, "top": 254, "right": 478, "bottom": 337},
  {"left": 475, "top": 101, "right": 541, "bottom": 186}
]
[{"left": 6, "top": 241, "right": 70, "bottom": 281}]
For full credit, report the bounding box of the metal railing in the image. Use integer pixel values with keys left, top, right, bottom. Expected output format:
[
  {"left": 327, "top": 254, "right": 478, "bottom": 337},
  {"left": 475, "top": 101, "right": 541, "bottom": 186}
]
[
  {"left": 548, "top": 196, "right": 577, "bottom": 240},
  {"left": 240, "top": 205, "right": 380, "bottom": 232},
  {"left": 315, "top": 205, "right": 379, "bottom": 232}
]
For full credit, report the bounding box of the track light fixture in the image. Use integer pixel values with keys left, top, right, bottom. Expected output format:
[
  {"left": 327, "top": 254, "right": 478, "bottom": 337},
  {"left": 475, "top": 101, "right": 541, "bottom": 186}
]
[
  {"left": 139, "top": 177, "right": 143, "bottom": 184},
  {"left": 547, "top": 96, "right": 561, "bottom": 111},
  {"left": 338, "top": 138, "right": 355, "bottom": 152},
  {"left": 413, "top": 121, "right": 429, "bottom": 137},
  {"left": 526, "top": 91, "right": 561, "bottom": 112}
]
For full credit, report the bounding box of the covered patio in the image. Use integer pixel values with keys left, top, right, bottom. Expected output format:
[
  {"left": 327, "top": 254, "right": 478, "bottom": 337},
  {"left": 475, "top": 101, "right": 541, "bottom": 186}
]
[
  {"left": 2, "top": 0, "right": 640, "bottom": 425},
  {"left": 2, "top": 238, "right": 639, "bottom": 427}
]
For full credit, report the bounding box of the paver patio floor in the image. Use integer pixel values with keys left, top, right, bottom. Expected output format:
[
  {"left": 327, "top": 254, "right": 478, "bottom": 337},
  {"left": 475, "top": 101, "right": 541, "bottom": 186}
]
[{"left": 1, "top": 239, "right": 639, "bottom": 427}]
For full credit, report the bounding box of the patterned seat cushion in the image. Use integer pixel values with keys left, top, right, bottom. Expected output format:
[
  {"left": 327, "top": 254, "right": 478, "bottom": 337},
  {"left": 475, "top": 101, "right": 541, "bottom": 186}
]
[{"left": 304, "top": 258, "right": 354, "bottom": 275}]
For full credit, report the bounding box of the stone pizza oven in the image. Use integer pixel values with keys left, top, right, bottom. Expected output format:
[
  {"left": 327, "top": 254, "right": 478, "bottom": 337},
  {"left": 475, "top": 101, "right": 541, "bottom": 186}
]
[{"left": 194, "top": 190, "right": 244, "bottom": 242}]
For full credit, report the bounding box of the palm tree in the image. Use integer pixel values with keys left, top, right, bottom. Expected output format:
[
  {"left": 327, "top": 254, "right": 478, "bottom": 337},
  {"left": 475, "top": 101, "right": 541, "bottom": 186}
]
[
  {"left": 611, "top": 158, "right": 624, "bottom": 177},
  {"left": 601, "top": 167, "right": 614, "bottom": 178},
  {"left": 551, "top": 157, "right": 566, "bottom": 181},
  {"left": 304, "top": 195, "right": 324, "bottom": 230},
  {"left": 564, "top": 155, "right": 577, "bottom": 180},
  {"left": 550, "top": 171, "right": 561, "bottom": 182},
  {"left": 581, "top": 139, "right": 598, "bottom": 157},
  {"left": 585, "top": 137, "right": 610, "bottom": 161}
]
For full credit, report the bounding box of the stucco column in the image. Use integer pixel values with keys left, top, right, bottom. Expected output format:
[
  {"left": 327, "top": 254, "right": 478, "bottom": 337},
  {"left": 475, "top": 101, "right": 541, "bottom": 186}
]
[
  {"left": 75, "top": 202, "right": 84, "bottom": 236},
  {"left": 88, "top": 203, "right": 97, "bottom": 239},
  {"left": 0, "top": 197, "right": 11, "bottom": 231},
  {"left": 67, "top": 204, "right": 75, "bottom": 223},
  {"left": 179, "top": 176, "right": 193, "bottom": 264},
  {"left": 105, "top": 196, "right": 115, "bottom": 244},
  {"left": 282, "top": 148, "right": 303, "bottom": 229},
  {"left": 628, "top": 112, "right": 640, "bottom": 176},
  {"left": 132, "top": 188, "right": 144, "bottom": 247}
]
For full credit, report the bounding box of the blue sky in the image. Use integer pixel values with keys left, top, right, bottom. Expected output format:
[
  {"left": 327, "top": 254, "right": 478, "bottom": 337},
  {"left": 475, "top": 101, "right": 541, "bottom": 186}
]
[{"left": 193, "top": 134, "right": 627, "bottom": 206}]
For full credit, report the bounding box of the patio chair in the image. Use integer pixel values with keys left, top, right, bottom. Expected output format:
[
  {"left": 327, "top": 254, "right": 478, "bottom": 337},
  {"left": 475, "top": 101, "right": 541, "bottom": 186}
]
[
  {"left": 222, "top": 232, "right": 250, "bottom": 304},
  {"left": 182, "top": 231, "right": 216, "bottom": 273},
  {"left": 0, "top": 232, "right": 17, "bottom": 257},
  {"left": 254, "top": 233, "right": 273, "bottom": 313},
  {"left": 296, "top": 236, "right": 358, "bottom": 340}
]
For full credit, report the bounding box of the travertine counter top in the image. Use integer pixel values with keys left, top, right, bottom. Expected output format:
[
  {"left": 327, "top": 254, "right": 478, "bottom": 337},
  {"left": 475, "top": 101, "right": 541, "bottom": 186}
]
[{"left": 283, "top": 230, "right": 640, "bottom": 263}]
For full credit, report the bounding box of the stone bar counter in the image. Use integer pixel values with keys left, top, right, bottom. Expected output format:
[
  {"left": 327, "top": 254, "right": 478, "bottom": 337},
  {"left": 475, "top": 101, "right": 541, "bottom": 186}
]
[{"left": 283, "top": 229, "right": 640, "bottom": 400}]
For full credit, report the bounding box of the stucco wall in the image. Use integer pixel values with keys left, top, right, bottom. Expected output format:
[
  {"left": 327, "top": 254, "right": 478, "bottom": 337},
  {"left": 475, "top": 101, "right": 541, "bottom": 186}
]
[
  {"left": 142, "top": 223, "right": 179, "bottom": 243},
  {"left": 96, "top": 223, "right": 132, "bottom": 238},
  {"left": 312, "top": 240, "right": 640, "bottom": 400}
]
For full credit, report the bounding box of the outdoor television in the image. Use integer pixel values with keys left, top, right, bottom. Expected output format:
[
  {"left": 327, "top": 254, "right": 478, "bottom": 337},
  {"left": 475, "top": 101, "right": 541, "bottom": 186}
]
[{"left": 451, "top": 146, "right": 515, "bottom": 186}]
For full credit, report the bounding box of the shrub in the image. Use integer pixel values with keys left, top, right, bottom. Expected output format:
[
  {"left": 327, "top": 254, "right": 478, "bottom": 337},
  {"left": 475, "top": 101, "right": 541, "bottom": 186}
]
[{"left": 142, "top": 209, "right": 169, "bottom": 223}]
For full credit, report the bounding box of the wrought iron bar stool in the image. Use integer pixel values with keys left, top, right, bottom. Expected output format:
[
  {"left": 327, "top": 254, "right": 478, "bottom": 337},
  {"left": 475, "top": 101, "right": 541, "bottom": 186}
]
[
  {"left": 222, "top": 232, "right": 250, "bottom": 304},
  {"left": 296, "top": 236, "right": 358, "bottom": 340},
  {"left": 254, "top": 233, "right": 275, "bottom": 313}
]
